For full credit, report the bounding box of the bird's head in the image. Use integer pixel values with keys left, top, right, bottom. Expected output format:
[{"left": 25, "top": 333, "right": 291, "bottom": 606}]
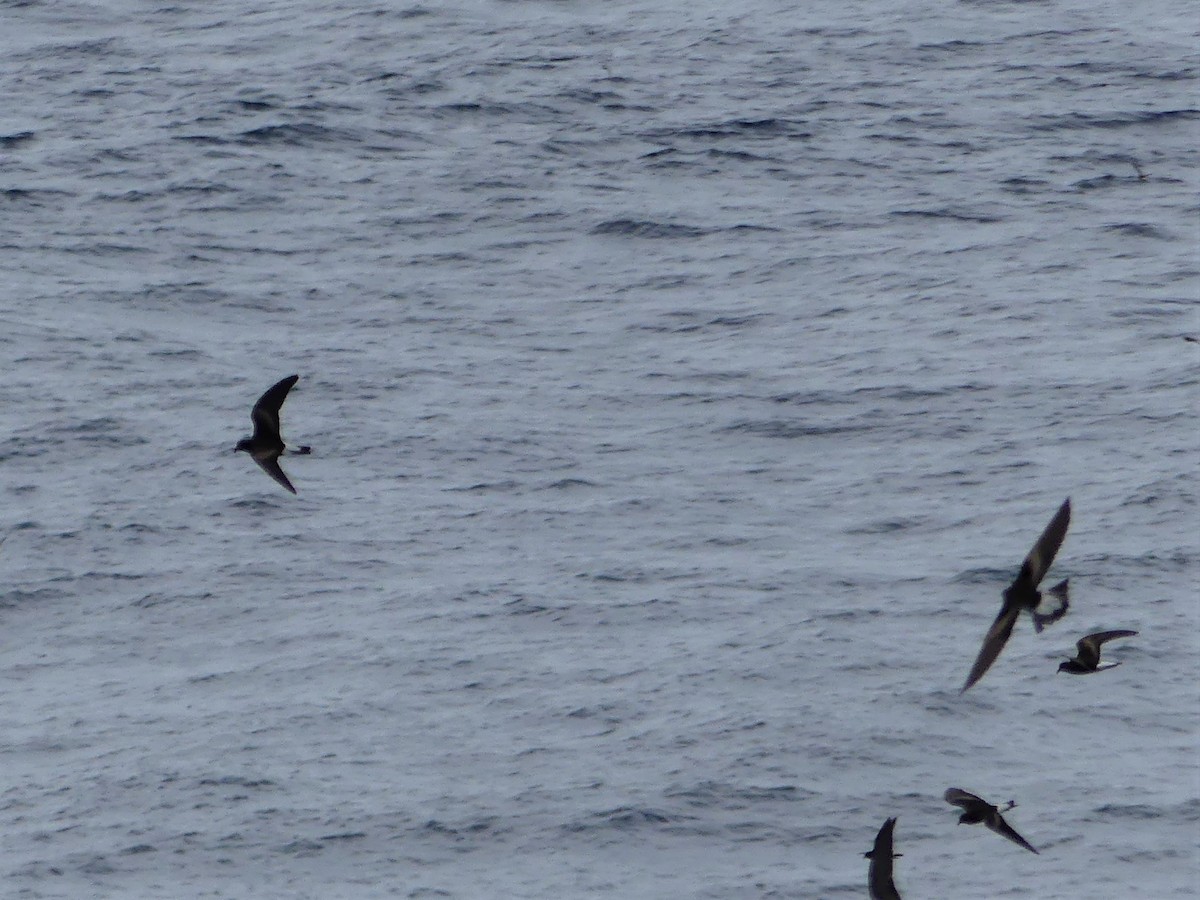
[
  {"left": 235, "top": 438, "right": 252, "bottom": 453},
  {"left": 1056, "top": 661, "right": 1071, "bottom": 673}
]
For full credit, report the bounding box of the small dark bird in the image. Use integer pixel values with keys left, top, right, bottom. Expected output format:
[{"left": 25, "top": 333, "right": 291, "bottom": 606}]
[
  {"left": 235, "top": 374, "right": 311, "bottom": 494},
  {"left": 1058, "top": 630, "right": 1137, "bottom": 674},
  {"left": 944, "top": 788, "right": 1038, "bottom": 854},
  {"left": 865, "top": 817, "right": 902, "bottom": 900},
  {"left": 961, "top": 497, "right": 1072, "bottom": 692}
]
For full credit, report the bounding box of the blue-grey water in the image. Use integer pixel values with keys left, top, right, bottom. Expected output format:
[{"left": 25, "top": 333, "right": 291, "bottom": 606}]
[{"left": 1, "top": 1, "right": 1197, "bottom": 897}]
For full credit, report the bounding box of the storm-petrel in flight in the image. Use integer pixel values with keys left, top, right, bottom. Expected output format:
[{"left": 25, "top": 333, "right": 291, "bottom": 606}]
[
  {"left": 865, "top": 816, "right": 902, "bottom": 899},
  {"left": 961, "top": 497, "right": 1071, "bottom": 692},
  {"left": 1058, "top": 630, "right": 1137, "bottom": 674},
  {"left": 235, "top": 374, "right": 311, "bottom": 494},
  {"left": 944, "top": 788, "right": 1038, "bottom": 854}
]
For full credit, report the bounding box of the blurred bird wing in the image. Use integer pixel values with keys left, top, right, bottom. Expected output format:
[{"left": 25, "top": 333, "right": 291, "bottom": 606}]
[
  {"left": 867, "top": 818, "right": 901, "bottom": 899},
  {"left": 250, "top": 375, "right": 299, "bottom": 438},
  {"left": 1075, "top": 635, "right": 1101, "bottom": 668},
  {"left": 871, "top": 817, "right": 896, "bottom": 858},
  {"left": 1032, "top": 579, "right": 1070, "bottom": 632},
  {"left": 988, "top": 811, "right": 1039, "bottom": 854},
  {"left": 1077, "top": 630, "right": 1137, "bottom": 667},
  {"left": 1013, "top": 497, "right": 1071, "bottom": 589},
  {"left": 868, "top": 858, "right": 901, "bottom": 899},
  {"left": 944, "top": 788, "right": 987, "bottom": 811},
  {"left": 254, "top": 455, "right": 297, "bottom": 494},
  {"left": 961, "top": 604, "right": 1020, "bottom": 692}
]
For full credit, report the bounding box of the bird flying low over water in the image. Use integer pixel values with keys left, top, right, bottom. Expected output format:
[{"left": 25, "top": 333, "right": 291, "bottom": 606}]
[
  {"left": 1058, "top": 630, "right": 1138, "bottom": 674},
  {"left": 865, "top": 816, "right": 902, "bottom": 900},
  {"left": 944, "top": 788, "right": 1039, "bottom": 854},
  {"left": 961, "top": 497, "right": 1072, "bottom": 693},
  {"left": 235, "top": 374, "right": 311, "bottom": 494}
]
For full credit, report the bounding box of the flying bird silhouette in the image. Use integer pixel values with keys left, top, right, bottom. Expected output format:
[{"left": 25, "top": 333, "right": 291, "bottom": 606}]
[
  {"left": 235, "top": 374, "right": 311, "bottom": 494},
  {"left": 944, "top": 788, "right": 1038, "bottom": 854},
  {"left": 1058, "top": 630, "right": 1137, "bottom": 674},
  {"left": 961, "top": 497, "right": 1071, "bottom": 692},
  {"left": 865, "top": 816, "right": 902, "bottom": 900}
]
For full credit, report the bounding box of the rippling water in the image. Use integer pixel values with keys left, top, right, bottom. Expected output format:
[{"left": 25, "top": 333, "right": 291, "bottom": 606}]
[{"left": 1, "top": 1, "right": 1197, "bottom": 897}]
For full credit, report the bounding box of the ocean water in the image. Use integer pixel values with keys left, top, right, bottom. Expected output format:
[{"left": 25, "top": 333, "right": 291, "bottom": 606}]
[{"left": 0, "top": 1, "right": 1197, "bottom": 897}]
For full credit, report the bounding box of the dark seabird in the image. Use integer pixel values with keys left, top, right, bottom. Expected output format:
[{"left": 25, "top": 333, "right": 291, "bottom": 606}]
[
  {"left": 944, "top": 788, "right": 1038, "bottom": 854},
  {"left": 1058, "top": 630, "right": 1137, "bottom": 674},
  {"left": 961, "top": 497, "right": 1072, "bottom": 693},
  {"left": 865, "top": 816, "right": 902, "bottom": 900},
  {"left": 235, "top": 374, "right": 311, "bottom": 495}
]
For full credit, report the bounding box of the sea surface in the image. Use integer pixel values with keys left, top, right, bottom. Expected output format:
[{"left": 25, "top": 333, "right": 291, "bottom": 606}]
[{"left": 0, "top": 1, "right": 1197, "bottom": 897}]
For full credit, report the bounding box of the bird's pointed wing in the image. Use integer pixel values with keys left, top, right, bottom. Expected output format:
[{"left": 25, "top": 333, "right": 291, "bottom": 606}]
[
  {"left": 251, "top": 375, "right": 299, "bottom": 438},
  {"left": 1013, "top": 497, "right": 1071, "bottom": 590},
  {"left": 867, "top": 856, "right": 901, "bottom": 900},
  {"left": 254, "top": 455, "right": 297, "bottom": 494},
  {"left": 1075, "top": 635, "right": 1100, "bottom": 669},
  {"left": 1077, "top": 630, "right": 1137, "bottom": 668},
  {"left": 988, "top": 811, "right": 1039, "bottom": 854},
  {"left": 944, "top": 787, "right": 987, "bottom": 812},
  {"left": 961, "top": 604, "right": 1020, "bottom": 692},
  {"left": 868, "top": 818, "right": 901, "bottom": 900},
  {"left": 1088, "top": 629, "right": 1138, "bottom": 646},
  {"left": 872, "top": 817, "right": 896, "bottom": 856}
]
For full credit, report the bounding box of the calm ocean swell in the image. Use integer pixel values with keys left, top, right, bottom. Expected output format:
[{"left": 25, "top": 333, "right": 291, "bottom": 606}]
[{"left": 0, "top": 0, "right": 1197, "bottom": 898}]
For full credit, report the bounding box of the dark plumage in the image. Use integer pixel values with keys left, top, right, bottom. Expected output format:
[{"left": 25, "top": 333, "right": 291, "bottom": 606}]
[
  {"left": 865, "top": 817, "right": 902, "bottom": 900},
  {"left": 944, "top": 788, "right": 1038, "bottom": 854},
  {"left": 961, "top": 497, "right": 1072, "bottom": 692},
  {"left": 235, "top": 374, "right": 311, "bottom": 494},
  {"left": 1058, "top": 630, "right": 1137, "bottom": 674}
]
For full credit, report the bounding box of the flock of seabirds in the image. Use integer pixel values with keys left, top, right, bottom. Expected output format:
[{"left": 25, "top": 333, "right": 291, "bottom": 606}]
[{"left": 235, "top": 375, "right": 1140, "bottom": 899}]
